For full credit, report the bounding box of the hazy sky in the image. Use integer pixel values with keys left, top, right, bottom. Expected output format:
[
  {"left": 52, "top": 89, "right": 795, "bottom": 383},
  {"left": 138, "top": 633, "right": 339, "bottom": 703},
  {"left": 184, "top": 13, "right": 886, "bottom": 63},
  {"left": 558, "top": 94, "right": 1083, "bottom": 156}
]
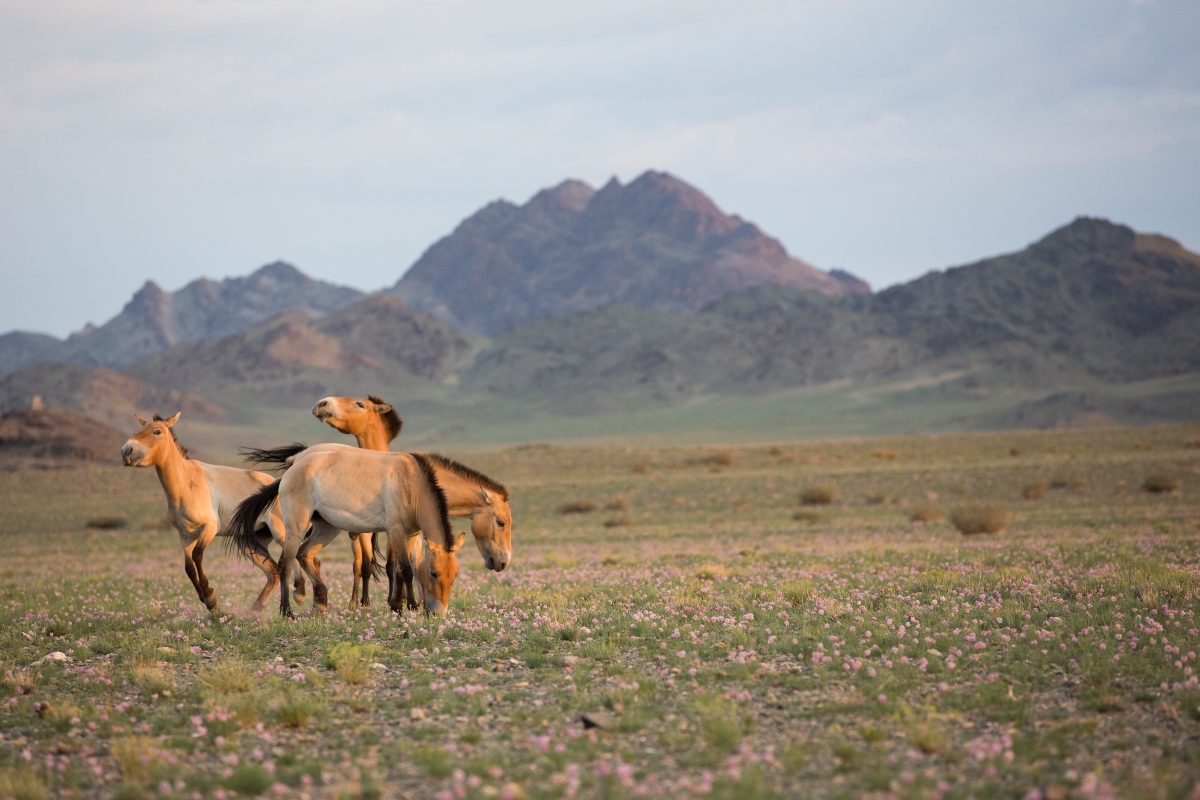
[{"left": 2, "top": 0, "right": 1198, "bottom": 337}]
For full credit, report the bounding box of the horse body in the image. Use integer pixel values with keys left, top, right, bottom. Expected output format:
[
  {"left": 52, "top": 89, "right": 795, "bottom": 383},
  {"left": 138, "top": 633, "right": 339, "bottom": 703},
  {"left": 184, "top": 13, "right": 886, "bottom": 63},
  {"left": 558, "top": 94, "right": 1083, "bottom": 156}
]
[
  {"left": 234, "top": 447, "right": 464, "bottom": 617},
  {"left": 311, "top": 395, "right": 400, "bottom": 606},
  {"left": 121, "top": 412, "right": 284, "bottom": 613}
]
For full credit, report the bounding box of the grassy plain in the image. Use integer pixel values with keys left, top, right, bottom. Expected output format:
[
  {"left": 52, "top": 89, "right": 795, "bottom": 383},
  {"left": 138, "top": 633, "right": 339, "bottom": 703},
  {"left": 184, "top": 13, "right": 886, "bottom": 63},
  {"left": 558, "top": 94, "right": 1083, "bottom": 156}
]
[{"left": 1, "top": 424, "right": 1199, "bottom": 799}]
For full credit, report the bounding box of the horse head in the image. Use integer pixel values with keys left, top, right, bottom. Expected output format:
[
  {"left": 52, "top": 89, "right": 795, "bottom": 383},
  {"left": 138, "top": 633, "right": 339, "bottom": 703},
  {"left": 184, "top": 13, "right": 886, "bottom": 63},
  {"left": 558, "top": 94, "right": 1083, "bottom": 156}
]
[
  {"left": 122, "top": 411, "right": 184, "bottom": 467},
  {"left": 471, "top": 488, "right": 513, "bottom": 573},
  {"left": 312, "top": 395, "right": 401, "bottom": 447},
  {"left": 414, "top": 531, "right": 466, "bottom": 616}
]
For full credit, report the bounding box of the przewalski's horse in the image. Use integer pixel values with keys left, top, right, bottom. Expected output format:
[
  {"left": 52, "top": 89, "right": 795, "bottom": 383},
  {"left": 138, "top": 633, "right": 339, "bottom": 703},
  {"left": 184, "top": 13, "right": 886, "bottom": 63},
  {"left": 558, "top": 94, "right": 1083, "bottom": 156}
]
[
  {"left": 242, "top": 442, "right": 512, "bottom": 612},
  {"left": 231, "top": 447, "right": 463, "bottom": 617},
  {"left": 121, "top": 412, "right": 287, "bottom": 613},
  {"left": 311, "top": 395, "right": 401, "bottom": 607}
]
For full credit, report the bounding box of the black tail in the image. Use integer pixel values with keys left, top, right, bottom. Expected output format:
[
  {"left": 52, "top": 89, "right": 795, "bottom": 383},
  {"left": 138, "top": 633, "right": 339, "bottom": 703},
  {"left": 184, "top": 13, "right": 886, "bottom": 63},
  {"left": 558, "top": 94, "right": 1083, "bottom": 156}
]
[
  {"left": 239, "top": 442, "right": 308, "bottom": 471},
  {"left": 370, "top": 531, "right": 387, "bottom": 578},
  {"left": 228, "top": 480, "right": 281, "bottom": 561}
]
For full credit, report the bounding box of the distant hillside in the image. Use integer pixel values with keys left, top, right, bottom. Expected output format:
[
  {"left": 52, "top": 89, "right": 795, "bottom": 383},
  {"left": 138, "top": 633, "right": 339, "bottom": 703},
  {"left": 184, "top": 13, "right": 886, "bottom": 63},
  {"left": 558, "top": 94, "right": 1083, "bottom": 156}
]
[
  {"left": 0, "top": 363, "right": 227, "bottom": 430},
  {"left": 123, "top": 294, "right": 477, "bottom": 407},
  {"left": 462, "top": 218, "right": 1200, "bottom": 412},
  {"left": 390, "top": 171, "right": 867, "bottom": 335},
  {"left": 0, "top": 261, "right": 363, "bottom": 376},
  {"left": 0, "top": 406, "right": 128, "bottom": 470}
]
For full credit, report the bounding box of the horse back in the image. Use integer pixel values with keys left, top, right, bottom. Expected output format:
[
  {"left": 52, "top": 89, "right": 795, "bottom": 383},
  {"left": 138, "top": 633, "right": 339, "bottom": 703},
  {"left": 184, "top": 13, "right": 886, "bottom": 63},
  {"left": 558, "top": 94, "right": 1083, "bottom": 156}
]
[{"left": 199, "top": 462, "right": 277, "bottom": 533}]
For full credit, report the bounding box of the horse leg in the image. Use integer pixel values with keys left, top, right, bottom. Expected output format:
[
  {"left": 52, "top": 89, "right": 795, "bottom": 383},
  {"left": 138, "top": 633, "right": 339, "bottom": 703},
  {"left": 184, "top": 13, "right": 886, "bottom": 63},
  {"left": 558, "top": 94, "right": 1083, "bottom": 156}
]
[
  {"left": 246, "top": 532, "right": 281, "bottom": 614},
  {"left": 302, "top": 520, "right": 340, "bottom": 612},
  {"left": 359, "top": 532, "right": 375, "bottom": 607},
  {"left": 404, "top": 534, "right": 421, "bottom": 611},
  {"left": 185, "top": 522, "right": 221, "bottom": 612},
  {"left": 386, "top": 529, "right": 412, "bottom": 614},
  {"left": 277, "top": 509, "right": 313, "bottom": 620},
  {"left": 349, "top": 533, "right": 363, "bottom": 608}
]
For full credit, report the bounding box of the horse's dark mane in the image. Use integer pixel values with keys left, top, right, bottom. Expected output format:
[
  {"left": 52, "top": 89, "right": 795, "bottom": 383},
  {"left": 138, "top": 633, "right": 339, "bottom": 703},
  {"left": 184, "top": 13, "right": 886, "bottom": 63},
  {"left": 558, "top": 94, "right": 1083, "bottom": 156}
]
[
  {"left": 368, "top": 395, "right": 403, "bottom": 442},
  {"left": 412, "top": 453, "right": 454, "bottom": 549},
  {"left": 423, "top": 452, "right": 509, "bottom": 500},
  {"left": 153, "top": 415, "right": 189, "bottom": 459},
  {"left": 238, "top": 442, "right": 308, "bottom": 471}
]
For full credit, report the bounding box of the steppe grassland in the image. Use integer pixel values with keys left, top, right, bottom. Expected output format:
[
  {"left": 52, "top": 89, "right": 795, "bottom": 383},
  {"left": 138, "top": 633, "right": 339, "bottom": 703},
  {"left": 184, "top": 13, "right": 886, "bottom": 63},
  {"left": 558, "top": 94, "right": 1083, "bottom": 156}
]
[{"left": 0, "top": 425, "right": 1198, "bottom": 799}]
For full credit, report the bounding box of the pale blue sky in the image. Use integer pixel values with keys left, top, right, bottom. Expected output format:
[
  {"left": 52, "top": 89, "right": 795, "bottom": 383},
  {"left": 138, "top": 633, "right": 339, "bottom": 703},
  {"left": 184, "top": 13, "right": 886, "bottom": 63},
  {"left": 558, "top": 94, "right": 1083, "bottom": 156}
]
[{"left": 2, "top": 0, "right": 1198, "bottom": 337}]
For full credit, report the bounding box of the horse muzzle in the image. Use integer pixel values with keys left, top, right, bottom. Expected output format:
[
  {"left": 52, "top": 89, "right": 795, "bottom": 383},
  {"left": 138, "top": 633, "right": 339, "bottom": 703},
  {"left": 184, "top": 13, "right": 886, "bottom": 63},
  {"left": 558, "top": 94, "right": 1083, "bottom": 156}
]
[{"left": 121, "top": 442, "right": 148, "bottom": 467}]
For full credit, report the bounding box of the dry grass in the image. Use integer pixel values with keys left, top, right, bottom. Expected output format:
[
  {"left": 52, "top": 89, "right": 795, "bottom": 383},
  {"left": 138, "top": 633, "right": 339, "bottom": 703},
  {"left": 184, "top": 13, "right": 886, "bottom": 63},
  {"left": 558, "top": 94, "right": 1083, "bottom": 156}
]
[
  {"left": 557, "top": 500, "right": 596, "bottom": 515},
  {"left": 602, "top": 516, "right": 633, "bottom": 528},
  {"left": 871, "top": 449, "right": 899, "bottom": 460},
  {"left": 85, "top": 514, "right": 127, "bottom": 530},
  {"left": 1186, "top": 435, "right": 1200, "bottom": 448},
  {"left": 1143, "top": 474, "right": 1181, "bottom": 494},
  {"left": 866, "top": 492, "right": 894, "bottom": 506},
  {"left": 0, "top": 768, "right": 45, "bottom": 800},
  {"left": 1022, "top": 482, "right": 1047, "bottom": 500},
  {"left": 695, "top": 563, "right": 726, "bottom": 580},
  {"left": 793, "top": 510, "right": 822, "bottom": 524},
  {"left": 1049, "top": 475, "right": 1087, "bottom": 491},
  {"left": 910, "top": 503, "right": 945, "bottom": 523},
  {"left": 198, "top": 661, "right": 254, "bottom": 694},
  {"left": 800, "top": 484, "right": 838, "bottom": 505},
  {"left": 112, "top": 737, "right": 160, "bottom": 782},
  {"left": 950, "top": 503, "right": 1012, "bottom": 535}
]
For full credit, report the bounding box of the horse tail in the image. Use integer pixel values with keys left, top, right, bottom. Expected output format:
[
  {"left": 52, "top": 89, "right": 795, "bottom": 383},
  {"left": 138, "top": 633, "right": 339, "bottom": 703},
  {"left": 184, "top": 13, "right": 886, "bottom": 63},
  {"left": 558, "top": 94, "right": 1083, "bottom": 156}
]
[
  {"left": 228, "top": 479, "right": 281, "bottom": 561},
  {"left": 239, "top": 442, "right": 308, "bottom": 471},
  {"left": 370, "top": 531, "right": 387, "bottom": 579}
]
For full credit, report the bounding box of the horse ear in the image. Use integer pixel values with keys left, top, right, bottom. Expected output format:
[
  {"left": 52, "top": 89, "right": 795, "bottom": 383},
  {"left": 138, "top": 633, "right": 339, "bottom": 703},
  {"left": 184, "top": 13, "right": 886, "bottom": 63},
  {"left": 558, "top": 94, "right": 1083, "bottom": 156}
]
[
  {"left": 452, "top": 531, "right": 466, "bottom": 552},
  {"left": 481, "top": 488, "right": 490, "bottom": 504},
  {"left": 374, "top": 401, "right": 393, "bottom": 414},
  {"left": 135, "top": 414, "right": 149, "bottom": 426},
  {"left": 163, "top": 411, "right": 182, "bottom": 428}
]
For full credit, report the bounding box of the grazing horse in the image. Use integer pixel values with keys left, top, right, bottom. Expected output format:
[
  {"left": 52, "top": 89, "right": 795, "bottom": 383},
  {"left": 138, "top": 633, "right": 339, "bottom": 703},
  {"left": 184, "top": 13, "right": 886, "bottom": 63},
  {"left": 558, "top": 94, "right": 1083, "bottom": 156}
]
[
  {"left": 120, "top": 412, "right": 286, "bottom": 613},
  {"left": 231, "top": 447, "right": 465, "bottom": 617},
  {"left": 311, "top": 395, "right": 401, "bottom": 606},
  {"left": 246, "top": 442, "right": 513, "bottom": 611}
]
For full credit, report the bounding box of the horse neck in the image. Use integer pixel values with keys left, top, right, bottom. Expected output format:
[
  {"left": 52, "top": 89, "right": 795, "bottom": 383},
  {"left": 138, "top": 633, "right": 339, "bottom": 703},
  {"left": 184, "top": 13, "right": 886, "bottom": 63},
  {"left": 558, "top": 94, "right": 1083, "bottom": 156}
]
[
  {"left": 431, "top": 467, "right": 483, "bottom": 515},
  {"left": 151, "top": 444, "right": 196, "bottom": 506},
  {"left": 351, "top": 419, "right": 391, "bottom": 452}
]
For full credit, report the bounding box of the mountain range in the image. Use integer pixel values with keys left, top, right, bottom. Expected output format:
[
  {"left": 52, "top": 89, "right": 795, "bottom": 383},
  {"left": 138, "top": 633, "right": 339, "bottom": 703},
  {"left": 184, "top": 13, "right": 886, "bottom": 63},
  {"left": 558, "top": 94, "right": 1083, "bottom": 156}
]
[
  {"left": 0, "top": 169, "right": 1197, "bottom": 445},
  {"left": 389, "top": 171, "right": 868, "bottom": 334}
]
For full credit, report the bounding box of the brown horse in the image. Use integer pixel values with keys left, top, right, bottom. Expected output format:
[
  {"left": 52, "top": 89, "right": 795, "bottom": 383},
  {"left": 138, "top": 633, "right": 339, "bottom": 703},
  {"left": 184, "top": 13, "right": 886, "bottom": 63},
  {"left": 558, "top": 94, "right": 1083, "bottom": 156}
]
[
  {"left": 246, "top": 441, "right": 512, "bottom": 612},
  {"left": 121, "top": 412, "right": 286, "bottom": 613},
  {"left": 231, "top": 447, "right": 462, "bottom": 617},
  {"left": 311, "top": 394, "right": 401, "bottom": 606}
]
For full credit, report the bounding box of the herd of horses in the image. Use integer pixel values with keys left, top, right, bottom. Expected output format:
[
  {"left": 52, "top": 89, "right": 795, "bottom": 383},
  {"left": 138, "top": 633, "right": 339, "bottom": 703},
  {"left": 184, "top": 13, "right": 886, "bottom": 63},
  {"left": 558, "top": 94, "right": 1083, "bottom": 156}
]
[{"left": 119, "top": 395, "right": 512, "bottom": 618}]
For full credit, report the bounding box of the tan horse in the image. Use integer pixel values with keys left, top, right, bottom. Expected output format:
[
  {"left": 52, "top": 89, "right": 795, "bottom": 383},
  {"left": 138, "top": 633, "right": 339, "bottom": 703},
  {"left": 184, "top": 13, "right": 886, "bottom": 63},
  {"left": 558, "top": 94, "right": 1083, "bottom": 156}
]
[
  {"left": 121, "top": 412, "right": 286, "bottom": 613},
  {"left": 246, "top": 441, "right": 513, "bottom": 611},
  {"left": 231, "top": 447, "right": 464, "bottom": 617},
  {"left": 311, "top": 394, "right": 401, "bottom": 606}
]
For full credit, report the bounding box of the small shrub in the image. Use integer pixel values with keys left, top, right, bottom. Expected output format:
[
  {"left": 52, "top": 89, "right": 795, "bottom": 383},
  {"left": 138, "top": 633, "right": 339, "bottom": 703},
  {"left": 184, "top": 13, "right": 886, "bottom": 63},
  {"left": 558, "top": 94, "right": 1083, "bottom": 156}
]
[
  {"left": 793, "top": 510, "right": 821, "bottom": 523},
  {"left": 1143, "top": 474, "right": 1181, "bottom": 494},
  {"left": 865, "top": 493, "right": 893, "bottom": 506},
  {"left": 695, "top": 697, "right": 742, "bottom": 752},
  {"left": 1049, "top": 475, "right": 1086, "bottom": 491},
  {"left": 85, "top": 515, "right": 127, "bottom": 530},
  {"left": 604, "top": 496, "right": 630, "bottom": 511},
  {"left": 111, "top": 737, "right": 159, "bottom": 782},
  {"left": 1185, "top": 435, "right": 1200, "bottom": 448},
  {"left": 224, "top": 763, "right": 271, "bottom": 796},
  {"left": 631, "top": 462, "right": 649, "bottom": 474},
  {"left": 557, "top": 501, "right": 596, "bottom": 515},
  {"left": 695, "top": 563, "right": 726, "bottom": 580},
  {"left": 198, "top": 662, "right": 254, "bottom": 694},
  {"left": 950, "top": 504, "right": 1012, "bottom": 535},
  {"left": 800, "top": 484, "right": 837, "bottom": 505},
  {"left": 275, "top": 695, "right": 323, "bottom": 728},
  {"left": 871, "top": 449, "right": 899, "bottom": 460},
  {"left": 691, "top": 451, "right": 735, "bottom": 467},
  {"left": 139, "top": 517, "right": 172, "bottom": 531},
  {"left": 909, "top": 721, "right": 947, "bottom": 754},
  {"left": 414, "top": 747, "right": 454, "bottom": 778},
  {"left": 1022, "top": 482, "right": 1047, "bottom": 500},
  {"left": 910, "top": 503, "right": 944, "bottom": 523},
  {"left": 603, "top": 516, "right": 632, "bottom": 528},
  {"left": 131, "top": 666, "right": 173, "bottom": 697},
  {"left": 782, "top": 580, "right": 814, "bottom": 605}
]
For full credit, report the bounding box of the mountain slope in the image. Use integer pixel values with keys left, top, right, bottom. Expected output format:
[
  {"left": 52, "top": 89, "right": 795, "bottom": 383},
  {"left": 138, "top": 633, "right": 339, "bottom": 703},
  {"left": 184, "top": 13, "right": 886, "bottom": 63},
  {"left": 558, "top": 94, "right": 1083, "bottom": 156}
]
[
  {"left": 391, "top": 171, "right": 866, "bottom": 335},
  {"left": 0, "top": 363, "right": 227, "bottom": 430},
  {"left": 461, "top": 218, "right": 1200, "bottom": 411},
  {"left": 0, "top": 262, "right": 364, "bottom": 376},
  {"left": 122, "top": 294, "right": 477, "bottom": 406}
]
